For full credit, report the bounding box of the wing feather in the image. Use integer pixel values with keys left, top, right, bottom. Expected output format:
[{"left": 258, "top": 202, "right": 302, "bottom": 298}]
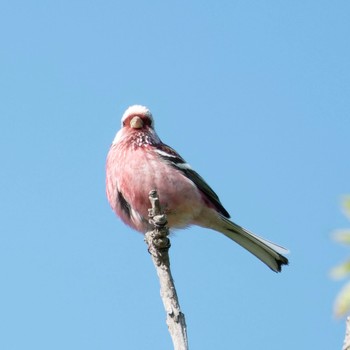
[{"left": 153, "top": 144, "right": 230, "bottom": 218}]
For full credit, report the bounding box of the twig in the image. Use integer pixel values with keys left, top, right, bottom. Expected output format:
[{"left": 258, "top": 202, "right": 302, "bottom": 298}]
[
  {"left": 145, "top": 190, "right": 188, "bottom": 350},
  {"left": 343, "top": 317, "right": 350, "bottom": 350}
]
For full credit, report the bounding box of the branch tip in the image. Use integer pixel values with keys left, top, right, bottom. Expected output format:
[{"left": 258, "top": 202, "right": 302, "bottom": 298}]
[{"left": 145, "top": 190, "right": 188, "bottom": 350}]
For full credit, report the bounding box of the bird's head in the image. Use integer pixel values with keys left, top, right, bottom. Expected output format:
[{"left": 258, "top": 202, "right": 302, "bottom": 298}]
[
  {"left": 121, "top": 105, "right": 154, "bottom": 130},
  {"left": 112, "top": 105, "right": 159, "bottom": 146}
]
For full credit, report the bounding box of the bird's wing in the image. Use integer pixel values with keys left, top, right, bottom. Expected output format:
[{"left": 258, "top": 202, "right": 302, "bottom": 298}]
[{"left": 153, "top": 143, "right": 230, "bottom": 218}]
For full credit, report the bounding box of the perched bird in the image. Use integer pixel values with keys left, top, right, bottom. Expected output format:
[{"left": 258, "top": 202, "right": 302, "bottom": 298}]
[{"left": 106, "top": 105, "right": 289, "bottom": 272}]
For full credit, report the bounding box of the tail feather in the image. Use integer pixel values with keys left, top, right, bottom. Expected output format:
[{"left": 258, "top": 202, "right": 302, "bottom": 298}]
[{"left": 219, "top": 217, "right": 289, "bottom": 272}]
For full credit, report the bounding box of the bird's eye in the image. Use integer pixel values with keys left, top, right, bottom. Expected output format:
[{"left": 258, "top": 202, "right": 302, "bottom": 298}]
[{"left": 143, "top": 117, "right": 152, "bottom": 126}]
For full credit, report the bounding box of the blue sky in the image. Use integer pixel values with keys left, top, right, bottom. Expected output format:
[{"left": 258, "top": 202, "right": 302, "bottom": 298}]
[{"left": 1, "top": 1, "right": 350, "bottom": 349}]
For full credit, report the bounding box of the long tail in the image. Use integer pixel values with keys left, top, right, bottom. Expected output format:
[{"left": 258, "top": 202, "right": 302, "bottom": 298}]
[{"left": 218, "top": 216, "right": 289, "bottom": 272}]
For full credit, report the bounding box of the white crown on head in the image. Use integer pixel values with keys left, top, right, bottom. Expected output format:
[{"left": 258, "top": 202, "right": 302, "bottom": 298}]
[{"left": 121, "top": 105, "right": 153, "bottom": 125}]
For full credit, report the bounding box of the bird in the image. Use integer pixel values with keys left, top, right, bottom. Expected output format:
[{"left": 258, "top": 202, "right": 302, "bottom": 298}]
[{"left": 106, "top": 105, "right": 289, "bottom": 272}]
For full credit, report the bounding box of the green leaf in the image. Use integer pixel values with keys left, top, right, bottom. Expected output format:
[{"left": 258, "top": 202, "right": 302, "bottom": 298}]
[
  {"left": 342, "top": 196, "right": 350, "bottom": 220},
  {"left": 334, "top": 281, "right": 350, "bottom": 317},
  {"left": 332, "top": 230, "right": 350, "bottom": 245},
  {"left": 331, "top": 261, "right": 350, "bottom": 280}
]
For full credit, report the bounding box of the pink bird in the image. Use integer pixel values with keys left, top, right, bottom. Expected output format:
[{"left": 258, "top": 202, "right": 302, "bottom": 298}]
[{"left": 106, "top": 105, "right": 289, "bottom": 272}]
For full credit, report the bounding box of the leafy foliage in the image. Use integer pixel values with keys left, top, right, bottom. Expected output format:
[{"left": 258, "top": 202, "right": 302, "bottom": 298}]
[{"left": 331, "top": 196, "right": 350, "bottom": 317}]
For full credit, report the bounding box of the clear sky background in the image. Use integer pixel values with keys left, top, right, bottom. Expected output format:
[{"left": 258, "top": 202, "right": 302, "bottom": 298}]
[{"left": 1, "top": 1, "right": 350, "bottom": 349}]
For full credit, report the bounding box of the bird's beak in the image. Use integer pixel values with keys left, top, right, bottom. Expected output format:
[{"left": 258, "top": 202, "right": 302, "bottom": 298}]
[{"left": 130, "top": 116, "right": 144, "bottom": 129}]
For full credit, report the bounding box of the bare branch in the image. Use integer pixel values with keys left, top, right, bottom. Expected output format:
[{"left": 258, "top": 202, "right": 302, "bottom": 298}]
[
  {"left": 343, "top": 317, "right": 350, "bottom": 350},
  {"left": 145, "top": 190, "right": 188, "bottom": 350}
]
